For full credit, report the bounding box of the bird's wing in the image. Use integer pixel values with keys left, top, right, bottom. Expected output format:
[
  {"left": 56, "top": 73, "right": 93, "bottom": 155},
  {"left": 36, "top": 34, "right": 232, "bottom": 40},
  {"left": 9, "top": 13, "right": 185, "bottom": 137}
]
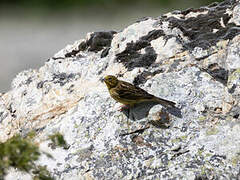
[{"left": 115, "top": 81, "right": 154, "bottom": 100}]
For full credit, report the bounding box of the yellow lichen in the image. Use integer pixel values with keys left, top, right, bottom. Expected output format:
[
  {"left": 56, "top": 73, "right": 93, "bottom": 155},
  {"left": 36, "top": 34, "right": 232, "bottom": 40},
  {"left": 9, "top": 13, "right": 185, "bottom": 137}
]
[{"left": 206, "top": 127, "right": 219, "bottom": 136}]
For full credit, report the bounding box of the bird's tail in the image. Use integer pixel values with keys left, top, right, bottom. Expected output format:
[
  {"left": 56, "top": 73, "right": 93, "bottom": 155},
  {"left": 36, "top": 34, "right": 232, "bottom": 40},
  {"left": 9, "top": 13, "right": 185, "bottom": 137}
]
[{"left": 153, "top": 97, "right": 176, "bottom": 108}]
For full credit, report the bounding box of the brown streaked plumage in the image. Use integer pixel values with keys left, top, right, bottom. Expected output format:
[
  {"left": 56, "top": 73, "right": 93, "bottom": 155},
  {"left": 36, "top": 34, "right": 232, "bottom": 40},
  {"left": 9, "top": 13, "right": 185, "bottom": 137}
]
[{"left": 103, "top": 75, "right": 176, "bottom": 108}]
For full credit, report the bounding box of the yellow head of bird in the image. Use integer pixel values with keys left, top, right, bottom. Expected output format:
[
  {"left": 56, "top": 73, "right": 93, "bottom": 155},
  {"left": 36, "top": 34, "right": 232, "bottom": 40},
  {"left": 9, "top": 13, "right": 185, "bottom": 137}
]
[{"left": 104, "top": 75, "right": 118, "bottom": 89}]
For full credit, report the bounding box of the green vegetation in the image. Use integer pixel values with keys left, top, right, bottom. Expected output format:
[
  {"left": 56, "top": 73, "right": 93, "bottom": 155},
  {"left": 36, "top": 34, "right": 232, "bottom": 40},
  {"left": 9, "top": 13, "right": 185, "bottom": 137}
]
[
  {"left": 48, "top": 132, "right": 69, "bottom": 150},
  {"left": 0, "top": 0, "right": 224, "bottom": 10},
  {"left": 32, "top": 165, "right": 54, "bottom": 180},
  {"left": 0, "top": 134, "right": 54, "bottom": 180},
  {"left": 0, "top": 132, "right": 68, "bottom": 180}
]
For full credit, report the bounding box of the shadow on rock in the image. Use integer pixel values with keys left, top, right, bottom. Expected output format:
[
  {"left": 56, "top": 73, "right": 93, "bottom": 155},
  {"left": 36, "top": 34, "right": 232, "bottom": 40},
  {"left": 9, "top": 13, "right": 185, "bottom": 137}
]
[{"left": 121, "top": 101, "right": 182, "bottom": 121}]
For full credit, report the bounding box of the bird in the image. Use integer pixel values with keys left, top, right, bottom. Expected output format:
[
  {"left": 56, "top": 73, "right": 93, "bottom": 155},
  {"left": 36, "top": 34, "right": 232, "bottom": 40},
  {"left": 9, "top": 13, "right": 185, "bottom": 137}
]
[{"left": 103, "top": 75, "right": 176, "bottom": 109}]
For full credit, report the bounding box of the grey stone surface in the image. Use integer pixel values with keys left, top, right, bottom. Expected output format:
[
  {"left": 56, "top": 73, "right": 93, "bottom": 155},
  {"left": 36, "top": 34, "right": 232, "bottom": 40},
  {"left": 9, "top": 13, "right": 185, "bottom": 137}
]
[{"left": 1, "top": 0, "right": 240, "bottom": 179}]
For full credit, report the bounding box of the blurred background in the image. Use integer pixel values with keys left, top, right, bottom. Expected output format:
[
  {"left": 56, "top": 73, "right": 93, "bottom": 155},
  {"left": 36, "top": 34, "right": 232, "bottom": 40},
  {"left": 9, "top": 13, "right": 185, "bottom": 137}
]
[{"left": 0, "top": 0, "right": 223, "bottom": 92}]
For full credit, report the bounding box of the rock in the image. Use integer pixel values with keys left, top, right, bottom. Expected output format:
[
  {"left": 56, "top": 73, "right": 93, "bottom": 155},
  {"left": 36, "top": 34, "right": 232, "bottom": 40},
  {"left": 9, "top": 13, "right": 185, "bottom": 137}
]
[{"left": 1, "top": 0, "right": 240, "bottom": 179}]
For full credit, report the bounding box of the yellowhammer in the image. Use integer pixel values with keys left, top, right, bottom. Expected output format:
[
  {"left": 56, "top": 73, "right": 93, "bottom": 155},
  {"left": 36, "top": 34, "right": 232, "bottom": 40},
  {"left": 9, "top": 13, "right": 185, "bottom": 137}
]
[{"left": 104, "top": 75, "right": 176, "bottom": 109}]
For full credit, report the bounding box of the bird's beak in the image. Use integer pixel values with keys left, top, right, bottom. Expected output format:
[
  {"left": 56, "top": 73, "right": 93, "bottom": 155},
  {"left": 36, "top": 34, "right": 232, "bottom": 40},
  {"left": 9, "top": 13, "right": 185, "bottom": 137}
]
[{"left": 100, "top": 77, "right": 105, "bottom": 83}]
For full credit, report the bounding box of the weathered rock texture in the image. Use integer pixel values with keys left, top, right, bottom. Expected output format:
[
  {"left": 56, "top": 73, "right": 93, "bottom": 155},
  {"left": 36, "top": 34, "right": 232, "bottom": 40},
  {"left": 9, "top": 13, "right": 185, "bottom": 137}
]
[{"left": 1, "top": 0, "right": 240, "bottom": 179}]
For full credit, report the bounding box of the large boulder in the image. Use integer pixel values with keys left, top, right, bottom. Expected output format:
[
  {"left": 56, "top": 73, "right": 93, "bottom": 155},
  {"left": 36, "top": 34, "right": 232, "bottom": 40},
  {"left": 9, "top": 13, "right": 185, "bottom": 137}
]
[{"left": 1, "top": 0, "right": 240, "bottom": 179}]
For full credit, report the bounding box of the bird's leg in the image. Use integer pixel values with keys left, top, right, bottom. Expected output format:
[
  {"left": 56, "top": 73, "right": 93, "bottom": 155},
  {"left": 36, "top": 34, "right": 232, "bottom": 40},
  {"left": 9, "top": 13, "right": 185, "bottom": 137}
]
[{"left": 118, "top": 104, "right": 130, "bottom": 111}]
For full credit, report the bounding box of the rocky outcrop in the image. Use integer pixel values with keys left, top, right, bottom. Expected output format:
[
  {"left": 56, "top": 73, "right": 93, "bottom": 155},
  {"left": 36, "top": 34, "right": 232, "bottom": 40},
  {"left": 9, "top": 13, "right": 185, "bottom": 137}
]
[{"left": 1, "top": 0, "right": 240, "bottom": 179}]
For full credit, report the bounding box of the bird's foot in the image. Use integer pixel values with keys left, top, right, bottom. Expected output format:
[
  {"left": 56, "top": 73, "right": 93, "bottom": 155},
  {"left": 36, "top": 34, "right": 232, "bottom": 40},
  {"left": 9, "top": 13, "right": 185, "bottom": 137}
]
[{"left": 118, "top": 104, "right": 130, "bottom": 111}]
